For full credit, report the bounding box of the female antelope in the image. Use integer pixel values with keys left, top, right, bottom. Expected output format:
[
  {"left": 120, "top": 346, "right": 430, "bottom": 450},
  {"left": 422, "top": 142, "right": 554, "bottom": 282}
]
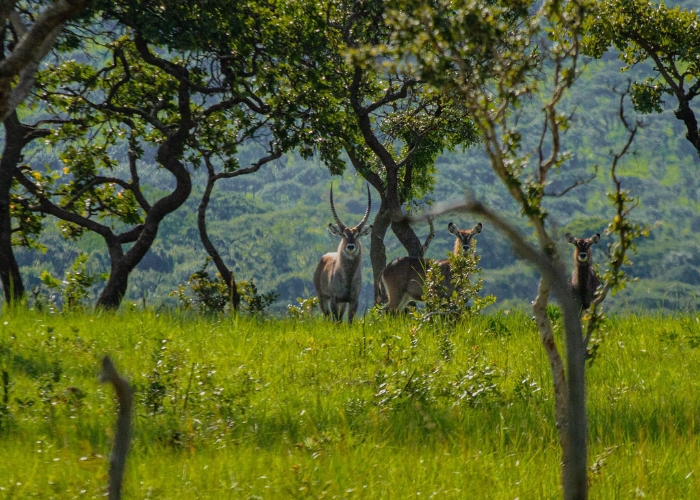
[
  {"left": 565, "top": 232, "right": 601, "bottom": 311},
  {"left": 379, "top": 222, "right": 482, "bottom": 313}
]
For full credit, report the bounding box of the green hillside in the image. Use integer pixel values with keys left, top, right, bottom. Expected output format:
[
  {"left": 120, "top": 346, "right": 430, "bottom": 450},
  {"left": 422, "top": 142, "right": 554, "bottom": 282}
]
[{"left": 6, "top": 48, "right": 700, "bottom": 314}]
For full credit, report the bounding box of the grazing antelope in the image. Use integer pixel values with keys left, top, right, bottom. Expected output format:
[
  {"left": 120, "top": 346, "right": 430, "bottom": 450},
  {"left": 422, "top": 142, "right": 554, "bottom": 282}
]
[
  {"left": 313, "top": 185, "right": 372, "bottom": 323},
  {"left": 379, "top": 222, "right": 483, "bottom": 313},
  {"left": 565, "top": 232, "right": 601, "bottom": 311}
]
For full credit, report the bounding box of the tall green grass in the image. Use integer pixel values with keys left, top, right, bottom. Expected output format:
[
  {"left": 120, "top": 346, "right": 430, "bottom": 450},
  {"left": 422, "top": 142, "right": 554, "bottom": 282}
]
[{"left": 1, "top": 309, "right": 699, "bottom": 498}]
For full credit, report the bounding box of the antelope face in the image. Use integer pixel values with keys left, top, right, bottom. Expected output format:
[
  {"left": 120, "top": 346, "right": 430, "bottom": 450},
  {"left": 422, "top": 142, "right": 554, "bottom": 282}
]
[
  {"left": 448, "top": 222, "right": 483, "bottom": 253},
  {"left": 329, "top": 224, "right": 373, "bottom": 257},
  {"left": 565, "top": 233, "right": 600, "bottom": 263},
  {"left": 327, "top": 183, "right": 372, "bottom": 259}
]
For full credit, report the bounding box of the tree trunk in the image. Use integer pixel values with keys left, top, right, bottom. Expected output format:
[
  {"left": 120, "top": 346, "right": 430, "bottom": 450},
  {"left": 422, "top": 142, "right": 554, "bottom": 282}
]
[
  {"left": 531, "top": 279, "right": 569, "bottom": 482},
  {"left": 96, "top": 121, "right": 192, "bottom": 309},
  {"left": 0, "top": 150, "right": 23, "bottom": 304},
  {"left": 197, "top": 174, "right": 240, "bottom": 309},
  {"left": 369, "top": 199, "right": 392, "bottom": 303},
  {"left": 562, "top": 288, "right": 589, "bottom": 500},
  {"left": 391, "top": 216, "right": 423, "bottom": 257},
  {"left": 533, "top": 278, "right": 589, "bottom": 500},
  {"left": 674, "top": 99, "right": 700, "bottom": 157},
  {"left": 97, "top": 242, "right": 129, "bottom": 310},
  {"left": 0, "top": 112, "right": 33, "bottom": 304}
]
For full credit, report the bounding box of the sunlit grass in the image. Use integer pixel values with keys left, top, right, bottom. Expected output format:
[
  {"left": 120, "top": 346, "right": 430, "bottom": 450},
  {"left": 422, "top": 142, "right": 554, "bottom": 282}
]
[{"left": 1, "top": 309, "right": 700, "bottom": 498}]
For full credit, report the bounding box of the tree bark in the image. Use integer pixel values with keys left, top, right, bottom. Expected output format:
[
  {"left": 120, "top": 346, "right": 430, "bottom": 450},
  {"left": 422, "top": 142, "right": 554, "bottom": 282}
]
[
  {"left": 675, "top": 99, "right": 700, "bottom": 156},
  {"left": 97, "top": 240, "right": 129, "bottom": 310},
  {"left": 531, "top": 278, "right": 569, "bottom": 484},
  {"left": 0, "top": 114, "right": 25, "bottom": 303},
  {"left": 0, "top": 112, "right": 46, "bottom": 304},
  {"left": 369, "top": 199, "right": 392, "bottom": 303},
  {"left": 391, "top": 217, "right": 423, "bottom": 257},
  {"left": 197, "top": 172, "right": 240, "bottom": 310},
  {"left": 96, "top": 119, "right": 192, "bottom": 309}
]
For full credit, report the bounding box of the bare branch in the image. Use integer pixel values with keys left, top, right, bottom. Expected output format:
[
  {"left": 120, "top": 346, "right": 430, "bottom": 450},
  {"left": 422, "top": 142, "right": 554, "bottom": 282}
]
[
  {"left": 126, "top": 142, "right": 151, "bottom": 212},
  {"left": 545, "top": 168, "right": 598, "bottom": 197},
  {"left": 584, "top": 87, "right": 642, "bottom": 347},
  {"left": 8, "top": 10, "right": 26, "bottom": 37}
]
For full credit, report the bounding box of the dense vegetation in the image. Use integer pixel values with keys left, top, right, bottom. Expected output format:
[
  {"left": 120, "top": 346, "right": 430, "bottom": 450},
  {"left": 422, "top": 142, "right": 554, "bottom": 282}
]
[
  {"left": 2, "top": 1, "right": 698, "bottom": 498},
  {"left": 11, "top": 68, "right": 700, "bottom": 315},
  {"left": 1, "top": 310, "right": 699, "bottom": 498},
  {"left": 0, "top": 0, "right": 694, "bottom": 316}
]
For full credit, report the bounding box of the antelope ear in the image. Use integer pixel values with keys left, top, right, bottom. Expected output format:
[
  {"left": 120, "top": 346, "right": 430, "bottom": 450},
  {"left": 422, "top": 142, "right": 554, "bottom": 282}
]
[
  {"left": 328, "top": 223, "right": 343, "bottom": 236},
  {"left": 359, "top": 224, "right": 373, "bottom": 237},
  {"left": 565, "top": 233, "right": 576, "bottom": 244},
  {"left": 590, "top": 233, "right": 601, "bottom": 244},
  {"left": 448, "top": 222, "right": 459, "bottom": 234},
  {"left": 472, "top": 222, "right": 483, "bottom": 234}
]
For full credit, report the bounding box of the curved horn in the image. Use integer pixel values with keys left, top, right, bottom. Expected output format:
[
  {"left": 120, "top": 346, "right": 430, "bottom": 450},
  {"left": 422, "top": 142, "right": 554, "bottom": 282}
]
[
  {"left": 356, "top": 184, "right": 371, "bottom": 230},
  {"left": 329, "top": 185, "right": 346, "bottom": 230}
]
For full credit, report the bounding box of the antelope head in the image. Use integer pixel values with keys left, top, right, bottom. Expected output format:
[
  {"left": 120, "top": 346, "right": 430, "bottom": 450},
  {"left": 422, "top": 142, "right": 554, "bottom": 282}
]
[
  {"left": 328, "top": 184, "right": 372, "bottom": 258},
  {"left": 448, "top": 222, "right": 483, "bottom": 254},
  {"left": 565, "top": 233, "right": 601, "bottom": 264}
]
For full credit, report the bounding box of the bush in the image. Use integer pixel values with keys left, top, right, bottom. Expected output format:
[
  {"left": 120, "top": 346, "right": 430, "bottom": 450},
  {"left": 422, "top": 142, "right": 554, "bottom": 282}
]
[
  {"left": 417, "top": 244, "right": 496, "bottom": 325},
  {"left": 37, "top": 253, "right": 106, "bottom": 312},
  {"left": 171, "top": 259, "right": 278, "bottom": 314}
]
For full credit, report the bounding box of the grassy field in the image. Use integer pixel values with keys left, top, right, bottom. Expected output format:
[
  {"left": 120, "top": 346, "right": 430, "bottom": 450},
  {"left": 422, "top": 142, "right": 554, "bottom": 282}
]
[{"left": 1, "top": 309, "right": 700, "bottom": 499}]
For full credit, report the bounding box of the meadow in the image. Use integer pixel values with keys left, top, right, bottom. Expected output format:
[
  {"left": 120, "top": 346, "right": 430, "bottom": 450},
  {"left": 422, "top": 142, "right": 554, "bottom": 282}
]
[{"left": 1, "top": 309, "right": 699, "bottom": 499}]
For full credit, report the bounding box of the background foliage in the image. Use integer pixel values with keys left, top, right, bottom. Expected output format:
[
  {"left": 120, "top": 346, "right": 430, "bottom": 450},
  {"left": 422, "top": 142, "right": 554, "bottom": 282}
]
[{"left": 2, "top": 0, "right": 699, "bottom": 314}]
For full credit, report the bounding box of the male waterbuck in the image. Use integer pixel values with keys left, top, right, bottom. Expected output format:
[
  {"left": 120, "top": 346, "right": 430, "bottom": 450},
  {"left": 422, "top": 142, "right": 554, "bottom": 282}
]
[
  {"left": 379, "top": 222, "right": 483, "bottom": 313},
  {"left": 313, "top": 185, "right": 372, "bottom": 323},
  {"left": 565, "top": 232, "right": 601, "bottom": 311}
]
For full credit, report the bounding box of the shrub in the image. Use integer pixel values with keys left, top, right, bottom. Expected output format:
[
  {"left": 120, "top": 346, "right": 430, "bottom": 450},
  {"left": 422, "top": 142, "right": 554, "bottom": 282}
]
[
  {"left": 38, "top": 253, "right": 105, "bottom": 312},
  {"left": 171, "top": 259, "right": 278, "bottom": 314},
  {"left": 418, "top": 243, "right": 496, "bottom": 324}
]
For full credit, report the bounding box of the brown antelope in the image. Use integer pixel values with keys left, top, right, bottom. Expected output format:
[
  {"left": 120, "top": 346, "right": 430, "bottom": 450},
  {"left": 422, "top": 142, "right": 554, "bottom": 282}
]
[
  {"left": 379, "top": 222, "right": 483, "bottom": 313},
  {"left": 313, "top": 185, "right": 372, "bottom": 323},
  {"left": 565, "top": 232, "right": 601, "bottom": 311}
]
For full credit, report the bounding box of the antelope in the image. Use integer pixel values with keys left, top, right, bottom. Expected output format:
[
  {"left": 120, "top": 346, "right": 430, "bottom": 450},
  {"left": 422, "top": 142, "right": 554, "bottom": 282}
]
[
  {"left": 313, "top": 185, "right": 372, "bottom": 323},
  {"left": 565, "top": 232, "right": 601, "bottom": 311},
  {"left": 379, "top": 222, "right": 483, "bottom": 313}
]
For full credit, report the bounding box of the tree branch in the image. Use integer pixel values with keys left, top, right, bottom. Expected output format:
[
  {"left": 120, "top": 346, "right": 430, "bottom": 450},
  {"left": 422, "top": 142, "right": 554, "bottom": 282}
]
[{"left": 0, "top": 0, "right": 92, "bottom": 120}]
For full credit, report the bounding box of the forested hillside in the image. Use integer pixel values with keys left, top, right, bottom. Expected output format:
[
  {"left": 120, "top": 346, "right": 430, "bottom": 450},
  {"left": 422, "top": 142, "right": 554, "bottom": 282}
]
[
  {"left": 2, "top": 0, "right": 698, "bottom": 314},
  {"left": 10, "top": 53, "right": 700, "bottom": 313}
]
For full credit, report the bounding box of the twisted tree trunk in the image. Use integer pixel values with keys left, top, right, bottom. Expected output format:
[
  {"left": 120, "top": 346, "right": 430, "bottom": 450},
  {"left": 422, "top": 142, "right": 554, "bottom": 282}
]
[
  {"left": 96, "top": 124, "right": 192, "bottom": 309},
  {"left": 197, "top": 170, "right": 241, "bottom": 310}
]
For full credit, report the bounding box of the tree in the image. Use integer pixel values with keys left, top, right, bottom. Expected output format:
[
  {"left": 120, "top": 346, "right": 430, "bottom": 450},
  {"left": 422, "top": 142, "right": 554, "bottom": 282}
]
[
  {"left": 582, "top": 0, "right": 700, "bottom": 157},
  {"left": 0, "top": 111, "right": 51, "bottom": 303},
  {"left": 197, "top": 149, "right": 282, "bottom": 311},
  {"left": 0, "top": 0, "right": 91, "bottom": 305},
  {"left": 283, "top": 0, "right": 479, "bottom": 302},
  {"left": 15, "top": 0, "right": 332, "bottom": 310},
  {"left": 16, "top": 16, "right": 243, "bottom": 308},
  {"left": 386, "top": 0, "right": 644, "bottom": 497}
]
